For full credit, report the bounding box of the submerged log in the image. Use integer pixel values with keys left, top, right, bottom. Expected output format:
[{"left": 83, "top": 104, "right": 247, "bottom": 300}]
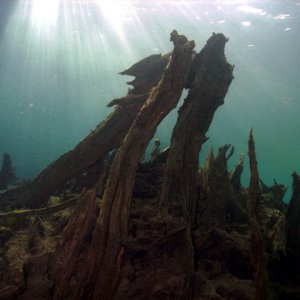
[
  {"left": 0, "top": 54, "right": 168, "bottom": 210},
  {"left": 159, "top": 33, "right": 234, "bottom": 227},
  {"left": 52, "top": 30, "right": 195, "bottom": 300},
  {"left": 247, "top": 130, "right": 270, "bottom": 300}
]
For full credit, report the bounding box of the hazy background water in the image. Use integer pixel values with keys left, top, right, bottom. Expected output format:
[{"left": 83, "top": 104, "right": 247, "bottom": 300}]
[{"left": 0, "top": 0, "right": 299, "bottom": 200}]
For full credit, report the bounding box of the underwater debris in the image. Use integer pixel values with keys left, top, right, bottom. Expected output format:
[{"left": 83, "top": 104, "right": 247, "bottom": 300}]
[
  {"left": 53, "top": 29, "right": 194, "bottom": 300},
  {"left": 199, "top": 145, "right": 247, "bottom": 228},
  {"left": 158, "top": 33, "right": 233, "bottom": 230},
  {"left": 247, "top": 129, "right": 271, "bottom": 300},
  {"left": 50, "top": 189, "right": 97, "bottom": 300},
  {"left": 49, "top": 30, "right": 233, "bottom": 300},
  {"left": 0, "top": 30, "right": 299, "bottom": 300}
]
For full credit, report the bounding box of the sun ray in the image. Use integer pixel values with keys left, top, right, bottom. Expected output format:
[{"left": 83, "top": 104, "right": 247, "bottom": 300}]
[{"left": 31, "top": 0, "right": 59, "bottom": 28}]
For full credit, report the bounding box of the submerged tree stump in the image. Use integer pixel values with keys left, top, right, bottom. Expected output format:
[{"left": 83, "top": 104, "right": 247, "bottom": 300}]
[
  {"left": 52, "top": 30, "right": 195, "bottom": 300},
  {"left": 247, "top": 130, "right": 270, "bottom": 300},
  {"left": 199, "top": 146, "right": 247, "bottom": 227},
  {"left": 159, "top": 33, "right": 234, "bottom": 227},
  {"left": 50, "top": 31, "right": 239, "bottom": 300},
  {"left": 50, "top": 189, "right": 97, "bottom": 300},
  {"left": 2, "top": 20, "right": 300, "bottom": 299}
]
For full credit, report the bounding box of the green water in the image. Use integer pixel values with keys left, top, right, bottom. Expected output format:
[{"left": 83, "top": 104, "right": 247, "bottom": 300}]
[{"left": 0, "top": 0, "right": 299, "bottom": 200}]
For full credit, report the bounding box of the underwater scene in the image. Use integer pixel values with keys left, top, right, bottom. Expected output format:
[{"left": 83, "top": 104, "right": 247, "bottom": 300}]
[{"left": 0, "top": 0, "right": 300, "bottom": 299}]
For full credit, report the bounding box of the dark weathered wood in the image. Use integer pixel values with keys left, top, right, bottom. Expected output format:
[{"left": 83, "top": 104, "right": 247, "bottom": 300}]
[
  {"left": 120, "top": 53, "right": 171, "bottom": 94},
  {"left": 247, "top": 129, "right": 270, "bottom": 300},
  {"left": 50, "top": 189, "right": 97, "bottom": 300},
  {"left": 97, "top": 29, "right": 193, "bottom": 241},
  {"left": 0, "top": 55, "right": 168, "bottom": 210},
  {"left": 159, "top": 33, "right": 234, "bottom": 227},
  {"left": 198, "top": 146, "right": 247, "bottom": 227},
  {"left": 52, "top": 30, "right": 195, "bottom": 300},
  {"left": 229, "top": 153, "right": 244, "bottom": 192},
  {"left": 89, "top": 30, "right": 194, "bottom": 300},
  {"left": 106, "top": 92, "right": 149, "bottom": 107},
  {"left": 260, "top": 179, "right": 287, "bottom": 212},
  {"left": 286, "top": 172, "right": 300, "bottom": 266}
]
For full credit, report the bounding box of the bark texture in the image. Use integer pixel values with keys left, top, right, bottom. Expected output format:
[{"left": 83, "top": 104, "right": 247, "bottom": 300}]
[
  {"left": 199, "top": 145, "right": 247, "bottom": 227},
  {"left": 159, "top": 33, "right": 234, "bottom": 227},
  {"left": 51, "top": 189, "right": 97, "bottom": 299},
  {"left": 52, "top": 30, "right": 195, "bottom": 300},
  {"left": 247, "top": 130, "right": 270, "bottom": 300},
  {"left": 2, "top": 30, "right": 299, "bottom": 300}
]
